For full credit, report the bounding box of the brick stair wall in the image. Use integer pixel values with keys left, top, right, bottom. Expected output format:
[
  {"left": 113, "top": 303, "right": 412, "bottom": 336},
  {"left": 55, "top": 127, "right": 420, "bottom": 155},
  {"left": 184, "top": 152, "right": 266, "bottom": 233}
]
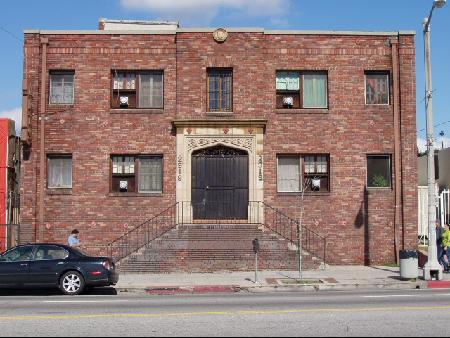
[{"left": 118, "top": 224, "right": 321, "bottom": 273}]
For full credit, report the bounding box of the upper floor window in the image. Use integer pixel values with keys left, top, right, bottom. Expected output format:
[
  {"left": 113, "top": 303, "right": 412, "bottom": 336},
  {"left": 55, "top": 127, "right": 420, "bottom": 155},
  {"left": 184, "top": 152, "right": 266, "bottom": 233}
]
[
  {"left": 276, "top": 71, "right": 328, "bottom": 109},
  {"left": 49, "top": 71, "right": 74, "bottom": 105},
  {"left": 112, "top": 71, "right": 164, "bottom": 109},
  {"left": 207, "top": 68, "right": 233, "bottom": 112},
  {"left": 48, "top": 155, "right": 72, "bottom": 189},
  {"left": 365, "top": 72, "right": 389, "bottom": 105}
]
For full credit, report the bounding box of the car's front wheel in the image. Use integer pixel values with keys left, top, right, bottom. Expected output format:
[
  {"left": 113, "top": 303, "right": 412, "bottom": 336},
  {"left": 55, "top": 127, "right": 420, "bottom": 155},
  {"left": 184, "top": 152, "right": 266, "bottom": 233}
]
[{"left": 60, "top": 271, "right": 85, "bottom": 295}]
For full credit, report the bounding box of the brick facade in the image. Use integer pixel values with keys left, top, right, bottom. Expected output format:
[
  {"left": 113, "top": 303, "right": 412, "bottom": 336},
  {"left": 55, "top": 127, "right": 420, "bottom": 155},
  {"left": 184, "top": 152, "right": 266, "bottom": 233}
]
[{"left": 20, "top": 27, "right": 417, "bottom": 266}]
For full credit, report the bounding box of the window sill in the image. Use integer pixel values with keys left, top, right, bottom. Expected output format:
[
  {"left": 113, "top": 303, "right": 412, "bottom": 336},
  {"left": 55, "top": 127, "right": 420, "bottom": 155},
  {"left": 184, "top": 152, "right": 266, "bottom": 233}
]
[
  {"left": 206, "top": 111, "right": 234, "bottom": 117},
  {"left": 110, "top": 109, "right": 165, "bottom": 114},
  {"left": 47, "top": 189, "right": 72, "bottom": 195},
  {"left": 367, "top": 187, "right": 393, "bottom": 192},
  {"left": 108, "top": 192, "right": 163, "bottom": 197},
  {"left": 276, "top": 108, "right": 329, "bottom": 114},
  {"left": 364, "top": 105, "right": 392, "bottom": 111},
  {"left": 47, "top": 105, "right": 75, "bottom": 112},
  {"left": 277, "top": 191, "right": 331, "bottom": 197}
]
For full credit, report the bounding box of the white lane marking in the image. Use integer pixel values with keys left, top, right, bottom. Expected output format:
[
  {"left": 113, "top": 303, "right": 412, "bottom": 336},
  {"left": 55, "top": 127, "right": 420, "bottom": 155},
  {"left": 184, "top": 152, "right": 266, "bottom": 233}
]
[
  {"left": 362, "top": 294, "right": 450, "bottom": 299},
  {"left": 42, "top": 300, "right": 130, "bottom": 304}
]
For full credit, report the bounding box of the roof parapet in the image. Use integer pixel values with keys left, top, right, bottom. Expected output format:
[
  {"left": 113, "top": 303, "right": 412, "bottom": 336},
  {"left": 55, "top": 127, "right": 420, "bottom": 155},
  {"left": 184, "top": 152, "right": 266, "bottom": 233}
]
[{"left": 98, "top": 18, "right": 179, "bottom": 31}]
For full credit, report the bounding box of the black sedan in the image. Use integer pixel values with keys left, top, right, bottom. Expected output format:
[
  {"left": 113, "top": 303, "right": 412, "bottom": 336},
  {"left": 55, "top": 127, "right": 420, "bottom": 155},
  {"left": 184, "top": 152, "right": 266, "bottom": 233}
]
[{"left": 0, "top": 244, "right": 119, "bottom": 295}]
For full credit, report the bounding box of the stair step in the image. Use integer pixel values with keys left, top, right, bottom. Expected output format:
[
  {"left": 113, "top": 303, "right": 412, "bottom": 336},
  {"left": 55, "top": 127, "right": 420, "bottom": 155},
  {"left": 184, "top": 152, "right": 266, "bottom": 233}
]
[{"left": 115, "top": 222, "right": 323, "bottom": 273}]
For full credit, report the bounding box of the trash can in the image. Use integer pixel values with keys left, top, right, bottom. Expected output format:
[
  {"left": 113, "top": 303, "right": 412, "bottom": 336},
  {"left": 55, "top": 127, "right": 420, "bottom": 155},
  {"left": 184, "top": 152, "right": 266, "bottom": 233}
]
[{"left": 399, "top": 250, "right": 419, "bottom": 280}]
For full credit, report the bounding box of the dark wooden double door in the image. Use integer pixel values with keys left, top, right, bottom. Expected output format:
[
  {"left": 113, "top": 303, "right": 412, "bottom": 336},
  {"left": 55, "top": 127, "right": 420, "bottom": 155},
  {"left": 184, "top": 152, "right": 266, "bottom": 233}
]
[{"left": 192, "top": 146, "right": 249, "bottom": 220}]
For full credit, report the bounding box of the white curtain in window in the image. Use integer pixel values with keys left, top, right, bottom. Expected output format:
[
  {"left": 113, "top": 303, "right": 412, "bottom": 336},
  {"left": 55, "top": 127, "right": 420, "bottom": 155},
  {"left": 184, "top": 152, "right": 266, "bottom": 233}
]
[
  {"left": 303, "top": 74, "right": 327, "bottom": 108},
  {"left": 316, "top": 156, "right": 328, "bottom": 173},
  {"left": 276, "top": 72, "right": 300, "bottom": 91},
  {"left": 277, "top": 157, "right": 300, "bottom": 192},
  {"left": 50, "top": 74, "right": 74, "bottom": 104},
  {"left": 48, "top": 158, "right": 72, "bottom": 188},
  {"left": 139, "top": 158, "right": 162, "bottom": 193},
  {"left": 139, "top": 74, "right": 163, "bottom": 108},
  {"left": 304, "top": 156, "right": 315, "bottom": 174},
  {"left": 124, "top": 157, "right": 135, "bottom": 174}
]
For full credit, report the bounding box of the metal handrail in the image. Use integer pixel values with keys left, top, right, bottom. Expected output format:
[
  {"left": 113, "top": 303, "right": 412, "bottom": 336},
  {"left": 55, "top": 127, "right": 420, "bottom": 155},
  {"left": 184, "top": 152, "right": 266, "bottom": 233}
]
[
  {"left": 104, "top": 200, "right": 327, "bottom": 266},
  {"left": 253, "top": 201, "right": 327, "bottom": 264},
  {"left": 106, "top": 203, "right": 180, "bottom": 262}
]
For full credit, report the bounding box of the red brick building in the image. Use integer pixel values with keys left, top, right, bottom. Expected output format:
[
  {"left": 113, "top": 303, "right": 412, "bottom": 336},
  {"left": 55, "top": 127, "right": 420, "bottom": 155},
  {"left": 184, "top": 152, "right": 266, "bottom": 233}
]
[{"left": 20, "top": 21, "right": 417, "bottom": 269}]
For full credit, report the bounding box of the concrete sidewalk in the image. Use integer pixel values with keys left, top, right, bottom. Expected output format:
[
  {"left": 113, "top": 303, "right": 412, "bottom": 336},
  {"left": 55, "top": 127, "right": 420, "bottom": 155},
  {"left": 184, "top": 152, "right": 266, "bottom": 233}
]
[{"left": 115, "top": 266, "right": 450, "bottom": 294}]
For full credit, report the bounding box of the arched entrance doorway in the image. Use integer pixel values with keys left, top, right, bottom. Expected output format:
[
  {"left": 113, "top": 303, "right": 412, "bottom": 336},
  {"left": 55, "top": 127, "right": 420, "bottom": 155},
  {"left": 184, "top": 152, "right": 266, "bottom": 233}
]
[{"left": 192, "top": 145, "right": 249, "bottom": 220}]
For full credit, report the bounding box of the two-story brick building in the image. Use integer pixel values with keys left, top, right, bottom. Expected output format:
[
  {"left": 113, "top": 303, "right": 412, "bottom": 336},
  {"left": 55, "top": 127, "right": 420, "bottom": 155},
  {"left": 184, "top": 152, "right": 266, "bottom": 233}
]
[{"left": 20, "top": 20, "right": 418, "bottom": 271}]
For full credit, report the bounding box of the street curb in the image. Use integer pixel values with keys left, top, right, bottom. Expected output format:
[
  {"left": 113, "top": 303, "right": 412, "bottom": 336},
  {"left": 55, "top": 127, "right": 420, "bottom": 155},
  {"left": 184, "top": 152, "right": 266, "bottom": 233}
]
[
  {"left": 242, "top": 282, "right": 425, "bottom": 293},
  {"left": 144, "top": 285, "right": 241, "bottom": 295},
  {"left": 115, "top": 281, "right": 428, "bottom": 294}
]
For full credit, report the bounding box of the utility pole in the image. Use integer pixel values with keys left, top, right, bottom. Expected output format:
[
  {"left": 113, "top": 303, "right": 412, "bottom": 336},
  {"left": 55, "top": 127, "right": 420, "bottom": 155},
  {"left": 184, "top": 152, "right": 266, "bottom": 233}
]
[{"left": 423, "top": 0, "right": 446, "bottom": 281}]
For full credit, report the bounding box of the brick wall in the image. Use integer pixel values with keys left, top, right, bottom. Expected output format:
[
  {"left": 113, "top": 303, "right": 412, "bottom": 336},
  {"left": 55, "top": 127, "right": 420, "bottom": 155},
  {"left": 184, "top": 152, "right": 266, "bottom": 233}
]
[{"left": 21, "top": 30, "right": 417, "bottom": 266}]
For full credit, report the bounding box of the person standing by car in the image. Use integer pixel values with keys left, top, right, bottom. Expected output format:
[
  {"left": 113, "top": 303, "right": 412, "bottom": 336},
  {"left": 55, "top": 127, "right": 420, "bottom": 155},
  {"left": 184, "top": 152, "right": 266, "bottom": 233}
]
[
  {"left": 442, "top": 224, "right": 450, "bottom": 273},
  {"left": 437, "top": 222, "right": 446, "bottom": 270},
  {"left": 68, "top": 229, "right": 81, "bottom": 248}
]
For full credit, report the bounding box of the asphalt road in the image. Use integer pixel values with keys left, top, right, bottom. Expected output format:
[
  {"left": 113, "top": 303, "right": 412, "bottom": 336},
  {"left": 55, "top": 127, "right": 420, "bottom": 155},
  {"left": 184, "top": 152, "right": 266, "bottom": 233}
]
[{"left": 0, "top": 288, "right": 449, "bottom": 337}]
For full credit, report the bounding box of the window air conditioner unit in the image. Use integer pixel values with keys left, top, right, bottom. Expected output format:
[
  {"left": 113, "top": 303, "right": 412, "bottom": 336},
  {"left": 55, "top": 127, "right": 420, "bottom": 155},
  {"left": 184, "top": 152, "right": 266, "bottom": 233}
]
[
  {"left": 119, "top": 96, "right": 129, "bottom": 108},
  {"left": 283, "top": 96, "right": 294, "bottom": 108},
  {"left": 312, "top": 178, "right": 321, "bottom": 190},
  {"left": 120, "top": 180, "right": 128, "bottom": 192}
]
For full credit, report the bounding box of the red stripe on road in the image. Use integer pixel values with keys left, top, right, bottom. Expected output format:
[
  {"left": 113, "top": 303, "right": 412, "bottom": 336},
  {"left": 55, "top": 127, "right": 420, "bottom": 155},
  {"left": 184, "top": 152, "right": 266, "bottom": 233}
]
[{"left": 428, "top": 281, "right": 450, "bottom": 289}]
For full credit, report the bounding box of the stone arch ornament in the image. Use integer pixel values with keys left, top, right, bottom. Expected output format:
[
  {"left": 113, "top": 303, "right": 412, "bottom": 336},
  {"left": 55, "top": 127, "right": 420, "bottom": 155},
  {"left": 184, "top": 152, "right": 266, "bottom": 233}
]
[{"left": 174, "top": 120, "right": 266, "bottom": 224}]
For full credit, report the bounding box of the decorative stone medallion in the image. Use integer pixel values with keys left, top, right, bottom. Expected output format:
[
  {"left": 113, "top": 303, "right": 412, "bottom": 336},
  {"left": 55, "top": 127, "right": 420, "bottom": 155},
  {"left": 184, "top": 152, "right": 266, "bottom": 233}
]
[{"left": 213, "top": 28, "right": 228, "bottom": 43}]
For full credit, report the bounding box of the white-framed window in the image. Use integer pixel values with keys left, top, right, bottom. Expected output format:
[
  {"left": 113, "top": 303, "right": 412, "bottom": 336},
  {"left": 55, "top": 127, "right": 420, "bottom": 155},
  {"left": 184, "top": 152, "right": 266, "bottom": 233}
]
[
  {"left": 48, "top": 156, "right": 72, "bottom": 189},
  {"left": 49, "top": 72, "right": 75, "bottom": 105},
  {"left": 365, "top": 72, "right": 390, "bottom": 105}
]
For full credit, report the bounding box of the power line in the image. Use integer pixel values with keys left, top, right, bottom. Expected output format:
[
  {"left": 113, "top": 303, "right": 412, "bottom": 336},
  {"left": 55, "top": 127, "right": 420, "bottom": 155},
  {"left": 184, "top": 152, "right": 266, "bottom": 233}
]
[
  {"left": 0, "top": 25, "right": 23, "bottom": 44},
  {"left": 418, "top": 120, "right": 450, "bottom": 133}
]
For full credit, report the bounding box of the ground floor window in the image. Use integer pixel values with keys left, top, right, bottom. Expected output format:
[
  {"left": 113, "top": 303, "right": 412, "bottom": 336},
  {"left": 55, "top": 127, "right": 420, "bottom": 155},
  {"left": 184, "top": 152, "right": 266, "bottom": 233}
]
[
  {"left": 277, "top": 154, "right": 330, "bottom": 192},
  {"left": 367, "top": 155, "right": 392, "bottom": 188},
  {"left": 47, "top": 155, "right": 72, "bottom": 189},
  {"left": 111, "top": 155, "right": 163, "bottom": 193}
]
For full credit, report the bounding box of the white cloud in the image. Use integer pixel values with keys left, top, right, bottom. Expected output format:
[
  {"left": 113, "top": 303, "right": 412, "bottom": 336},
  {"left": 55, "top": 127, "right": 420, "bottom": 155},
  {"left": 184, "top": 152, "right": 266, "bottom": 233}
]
[
  {"left": 0, "top": 107, "right": 21, "bottom": 136},
  {"left": 436, "top": 137, "right": 450, "bottom": 150},
  {"left": 418, "top": 138, "right": 427, "bottom": 153},
  {"left": 120, "top": 0, "right": 291, "bottom": 26},
  {"left": 418, "top": 137, "right": 450, "bottom": 153}
]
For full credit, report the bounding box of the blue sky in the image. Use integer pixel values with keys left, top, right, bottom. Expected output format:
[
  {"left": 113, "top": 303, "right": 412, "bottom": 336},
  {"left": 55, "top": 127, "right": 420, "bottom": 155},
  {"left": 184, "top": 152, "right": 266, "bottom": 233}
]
[{"left": 1, "top": 0, "right": 449, "bottom": 149}]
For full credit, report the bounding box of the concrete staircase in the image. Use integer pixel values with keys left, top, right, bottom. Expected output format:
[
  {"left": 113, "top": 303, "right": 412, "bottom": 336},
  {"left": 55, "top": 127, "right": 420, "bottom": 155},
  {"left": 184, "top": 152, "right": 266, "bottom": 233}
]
[{"left": 117, "top": 223, "right": 322, "bottom": 273}]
